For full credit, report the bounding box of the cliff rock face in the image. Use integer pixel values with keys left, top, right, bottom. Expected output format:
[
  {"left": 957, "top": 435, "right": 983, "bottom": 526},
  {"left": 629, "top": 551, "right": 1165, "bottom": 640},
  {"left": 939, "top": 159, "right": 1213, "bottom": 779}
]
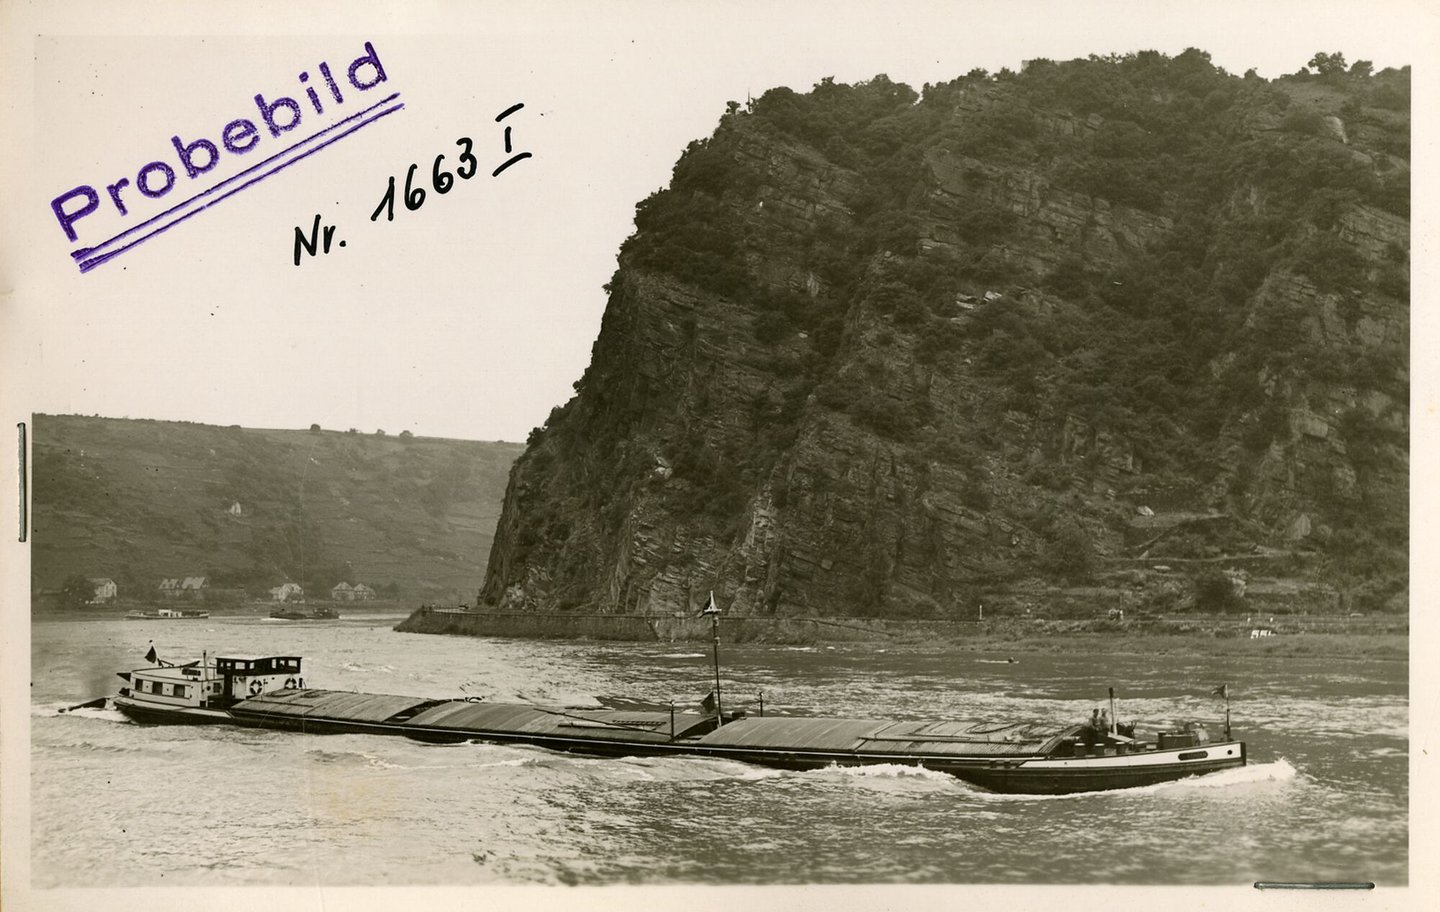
[{"left": 483, "top": 54, "right": 1408, "bottom": 618}]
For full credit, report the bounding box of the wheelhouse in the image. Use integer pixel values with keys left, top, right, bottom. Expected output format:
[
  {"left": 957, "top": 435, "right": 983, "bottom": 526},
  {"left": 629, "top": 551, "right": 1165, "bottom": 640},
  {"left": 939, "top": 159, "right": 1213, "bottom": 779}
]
[
  {"left": 215, "top": 655, "right": 305, "bottom": 702},
  {"left": 216, "top": 656, "right": 302, "bottom": 676}
]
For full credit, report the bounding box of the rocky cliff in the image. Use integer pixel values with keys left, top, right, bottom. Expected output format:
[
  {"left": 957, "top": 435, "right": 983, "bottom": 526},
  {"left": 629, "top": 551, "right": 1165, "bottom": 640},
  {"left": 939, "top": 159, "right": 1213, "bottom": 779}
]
[{"left": 482, "top": 52, "right": 1408, "bottom": 619}]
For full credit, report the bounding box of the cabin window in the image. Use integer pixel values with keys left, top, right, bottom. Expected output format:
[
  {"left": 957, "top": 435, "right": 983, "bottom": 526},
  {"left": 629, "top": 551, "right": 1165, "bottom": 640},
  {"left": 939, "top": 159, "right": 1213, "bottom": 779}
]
[{"left": 175, "top": 685, "right": 188, "bottom": 699}]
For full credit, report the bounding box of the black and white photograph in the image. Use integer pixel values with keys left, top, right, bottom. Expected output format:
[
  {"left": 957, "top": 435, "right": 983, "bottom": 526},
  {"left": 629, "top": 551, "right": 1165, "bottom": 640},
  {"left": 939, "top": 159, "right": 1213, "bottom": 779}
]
[{"left": 0, "top": 1, "right": 1429, "bottom": 908}]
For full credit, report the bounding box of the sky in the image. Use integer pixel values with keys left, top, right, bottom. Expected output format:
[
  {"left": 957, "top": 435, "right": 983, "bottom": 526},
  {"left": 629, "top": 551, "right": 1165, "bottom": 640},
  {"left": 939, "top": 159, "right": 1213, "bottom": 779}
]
[{"left": 1, "top": 0, "right": 1431, "bottom": 444}]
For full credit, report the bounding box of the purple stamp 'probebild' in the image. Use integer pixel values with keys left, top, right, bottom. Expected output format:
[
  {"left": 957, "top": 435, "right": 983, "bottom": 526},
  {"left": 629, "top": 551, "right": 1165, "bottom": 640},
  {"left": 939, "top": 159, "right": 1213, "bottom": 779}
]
[{"left": 51, "top": 41, "right": 402, "bottom": 273}]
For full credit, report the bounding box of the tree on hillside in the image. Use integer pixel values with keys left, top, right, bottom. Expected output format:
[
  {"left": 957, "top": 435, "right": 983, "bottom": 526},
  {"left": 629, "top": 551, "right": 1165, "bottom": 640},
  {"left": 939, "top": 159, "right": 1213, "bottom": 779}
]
[
  {"left": 59, "top": 574, "right": 95, "bottom": 609},
  {"left": 1308, "top": 51, "right": 1348, "bottom": 77},
  {"left": 1192, "top": 570, "right": 1243, "bottom": 613},
  {"left": 1042, "top": 519, "right": 1095, "bottom": 582}
]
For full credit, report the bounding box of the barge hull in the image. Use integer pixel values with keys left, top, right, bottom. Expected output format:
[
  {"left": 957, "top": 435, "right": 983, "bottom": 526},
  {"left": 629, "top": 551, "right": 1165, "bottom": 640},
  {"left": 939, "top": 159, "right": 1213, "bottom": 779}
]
[
  {"left": 221, "top": 690, "right": 1247, "bottom": 794},
  {"left": 114, "top": 698, "right": 233, "bottom": 726}
]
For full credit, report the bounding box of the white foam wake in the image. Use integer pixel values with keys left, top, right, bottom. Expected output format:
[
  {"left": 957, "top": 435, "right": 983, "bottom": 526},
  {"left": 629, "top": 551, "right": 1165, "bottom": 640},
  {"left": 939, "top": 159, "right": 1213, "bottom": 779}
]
[
  {"left": 33, "top": 703, "right": 130, "bottom": 724},
  {"left": 806, "top": 762, "right": 961, "bottom": 784},
  {"left": 1148, "top": 756, "right": 1299, "bottom": 792}
]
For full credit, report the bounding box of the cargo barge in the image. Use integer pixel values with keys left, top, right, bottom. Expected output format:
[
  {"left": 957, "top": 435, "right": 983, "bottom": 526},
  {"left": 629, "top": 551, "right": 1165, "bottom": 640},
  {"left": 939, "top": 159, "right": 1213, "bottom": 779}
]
[
  {"left": 111, "top": 652, "right": 1246, "bottom": 795},
  {"left": 269, "top": 607, "right": 341, "bottom": 620},
  {"left": 124, "top": 607, "right": 211, "bottom": 620}
]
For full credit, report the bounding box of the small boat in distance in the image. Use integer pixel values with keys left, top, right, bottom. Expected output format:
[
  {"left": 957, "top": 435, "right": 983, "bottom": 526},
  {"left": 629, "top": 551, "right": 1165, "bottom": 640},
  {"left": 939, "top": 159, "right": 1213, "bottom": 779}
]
[
  {"left": 269, "top": 607, "right": 340, "bottom": 620},
  {"left": 124, "top": 607, "right": 210, "bottom": 620}
]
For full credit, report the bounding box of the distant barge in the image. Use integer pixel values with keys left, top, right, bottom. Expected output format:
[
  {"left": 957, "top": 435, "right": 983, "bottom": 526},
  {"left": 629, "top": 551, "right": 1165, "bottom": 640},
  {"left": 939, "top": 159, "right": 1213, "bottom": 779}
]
[
  {"left": 111, "top": 653, "right": 1246, "bottom": 795},
  {"left": 269, "top": 607, "right": 340, "bottom": 621},
  {"left": 124, "top": 607, "right": 210, "bottom": 620}
]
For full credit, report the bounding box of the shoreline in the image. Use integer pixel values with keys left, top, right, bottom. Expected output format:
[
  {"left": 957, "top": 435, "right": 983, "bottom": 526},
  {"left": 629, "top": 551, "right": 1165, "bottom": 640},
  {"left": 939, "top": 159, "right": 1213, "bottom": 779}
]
[
  {"left": 29, "top": 602, "right": 414, "bottom": 621},
  {"left": 896, "top": 631, "right": 1407, "bottom": 661},
  {"left": 31, "top": 605, "right": 1405, "bottom": 661},
  {"left": 394, "top": 608, "right": 1409, "bottom": 662}
]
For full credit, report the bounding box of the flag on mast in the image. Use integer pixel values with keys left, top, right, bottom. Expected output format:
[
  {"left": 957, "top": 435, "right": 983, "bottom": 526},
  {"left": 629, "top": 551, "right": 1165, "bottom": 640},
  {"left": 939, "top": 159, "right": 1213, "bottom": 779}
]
[
  {"left": 1212, "top": 684, "right": 1229, "bottom": 698},
  {"left": 700, "top": 591, "right": 720, "bottom": 616},
  {"left": 144, "top": 642, "right": 158, "bottom": 665}
]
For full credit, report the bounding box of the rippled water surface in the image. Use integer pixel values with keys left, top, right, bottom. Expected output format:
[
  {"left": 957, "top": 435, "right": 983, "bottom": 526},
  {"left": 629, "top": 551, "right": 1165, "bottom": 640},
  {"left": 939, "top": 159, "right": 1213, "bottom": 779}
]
[{"left": 30, "top": 614, "right": 1407, "bottom": 886}]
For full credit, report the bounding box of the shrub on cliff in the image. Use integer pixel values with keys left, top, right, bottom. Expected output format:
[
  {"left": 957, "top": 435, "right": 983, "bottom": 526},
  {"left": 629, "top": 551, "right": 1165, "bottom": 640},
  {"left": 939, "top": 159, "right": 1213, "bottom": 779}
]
[
  {"left": 1042, "top": 519, "right": 1095, "bottom": 581},
  {"left": 1192, "top": 570, "right": 1243, "bottom": 613}
]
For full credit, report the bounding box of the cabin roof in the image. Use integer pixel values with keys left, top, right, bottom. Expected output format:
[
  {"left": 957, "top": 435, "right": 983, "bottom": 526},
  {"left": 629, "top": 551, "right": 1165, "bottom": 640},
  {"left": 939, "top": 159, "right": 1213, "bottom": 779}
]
[
  {"left": 696, "top": 716, "right": 1075, "bottom": 756},
  {"left": 694, "top": 716, "right": 889, "bottom": 752},
  {"left": 221, "top": 687, "right": 1083, "bottom": 757},
  {"left": 133, "top": 664, "right": 208, "bottom": 681},
  {"left": 216, "top": 654, "right": 303, "bottom": 662},
  {"left": 406, "top": 701, "right": 711, "bottom": 742},
  {"left": 232, "top": 691, "right": 713, "bottom": 742},
  {"left": 236, "top": 689, "right": 427, "bottom": 722}
]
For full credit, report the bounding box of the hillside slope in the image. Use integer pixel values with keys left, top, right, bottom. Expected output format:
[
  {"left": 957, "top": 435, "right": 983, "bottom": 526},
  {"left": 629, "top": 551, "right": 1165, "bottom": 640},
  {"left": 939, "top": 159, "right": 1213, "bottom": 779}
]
[
  {"left": 32, "top": 414, "right": 522, "bottom": 601},
  {"left": 479, "top": 51, "right": 1408, "bottom": 620}
]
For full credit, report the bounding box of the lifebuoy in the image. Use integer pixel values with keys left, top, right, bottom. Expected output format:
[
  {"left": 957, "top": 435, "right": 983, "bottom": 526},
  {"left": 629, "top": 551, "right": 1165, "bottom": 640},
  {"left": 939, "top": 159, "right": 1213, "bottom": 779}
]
[
  {"left": 248, "top": 679, "right": 263, "bottom": 696},
  {"left": 284, "top": 677, "right": 297, "bottom": 689}
]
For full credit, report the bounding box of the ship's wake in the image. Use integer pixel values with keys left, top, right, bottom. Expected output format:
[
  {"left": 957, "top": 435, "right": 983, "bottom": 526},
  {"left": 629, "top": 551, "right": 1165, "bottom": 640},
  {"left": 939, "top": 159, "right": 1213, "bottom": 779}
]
[
  {"left": 1145, "top": 757, "right": 1298, "bottom": 794},
  {"left": 33, "top": 702, "right": 130, "bottom": 724},
  {"left": 808, "top": 762, "right": 959, "bottom": 783},
  {"left": 796, "top": 762, "right": 969, "bottom": 797}
]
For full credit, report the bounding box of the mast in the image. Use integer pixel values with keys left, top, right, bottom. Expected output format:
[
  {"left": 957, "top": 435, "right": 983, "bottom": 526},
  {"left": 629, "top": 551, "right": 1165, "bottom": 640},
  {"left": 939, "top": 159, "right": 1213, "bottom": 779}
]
[
  {"left": 703, "top": 590, "right": 723, "bottom": 724},
  {"left": 1213, "top": 683, "right": 1232, "bottom": 740}
]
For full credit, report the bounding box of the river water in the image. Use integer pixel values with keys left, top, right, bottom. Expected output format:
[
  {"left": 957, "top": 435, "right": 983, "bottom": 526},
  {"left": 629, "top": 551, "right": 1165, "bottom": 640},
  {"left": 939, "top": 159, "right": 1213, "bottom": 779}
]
[{"left": 27, "top": 612, "right": 1407, "bottom": 887}]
